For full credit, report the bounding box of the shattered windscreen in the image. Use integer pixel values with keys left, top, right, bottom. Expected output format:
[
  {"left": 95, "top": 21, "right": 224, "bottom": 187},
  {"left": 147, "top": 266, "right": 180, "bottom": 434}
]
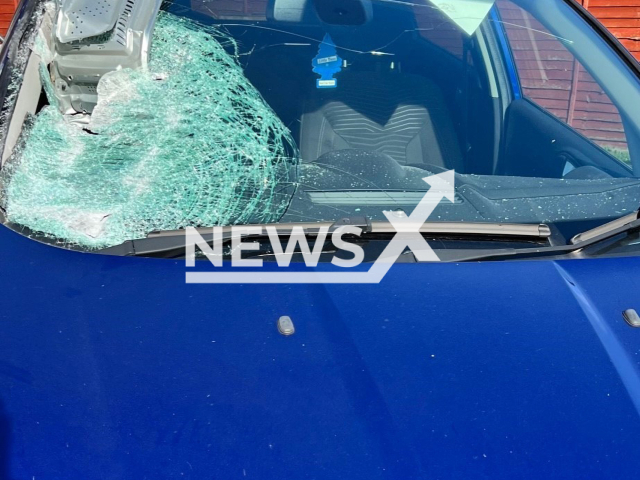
[
  {"left": 1, "top": 0, "right": 640, "bottom": 249},
  {"left": 1, "top": 6, "right": 298, "bottom": 248}
]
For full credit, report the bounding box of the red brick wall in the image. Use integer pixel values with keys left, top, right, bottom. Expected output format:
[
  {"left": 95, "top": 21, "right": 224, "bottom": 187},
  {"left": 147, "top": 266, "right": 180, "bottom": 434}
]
[{"left": 0, "top": 0, "right": 18, "bottom": 36}]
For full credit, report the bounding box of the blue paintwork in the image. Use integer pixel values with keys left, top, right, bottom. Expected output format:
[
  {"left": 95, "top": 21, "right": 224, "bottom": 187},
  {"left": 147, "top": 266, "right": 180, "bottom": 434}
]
[
  {"left": 1, "top": 225, "right": 640, "bottom": 479},
  {"left": 490, "top": 6, "right": 522, "bottom": 100}
]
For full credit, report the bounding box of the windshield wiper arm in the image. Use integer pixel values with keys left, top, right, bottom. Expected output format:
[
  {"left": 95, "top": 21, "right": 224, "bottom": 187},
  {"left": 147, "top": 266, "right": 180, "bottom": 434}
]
[
  {"left": 454, "top": 210, "right": 640, "bottom": 262},
  {"left": 98, "top": 218, "right": 551, "bottom": 257},
  {"left": 570, "top": 210, "right": 640, "bottom": 245}
]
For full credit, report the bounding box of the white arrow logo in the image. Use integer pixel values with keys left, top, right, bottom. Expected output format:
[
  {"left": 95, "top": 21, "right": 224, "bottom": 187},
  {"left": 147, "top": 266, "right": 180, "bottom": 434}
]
[{"left": 186, "top": 170, "right": 455, "bottom": 284}]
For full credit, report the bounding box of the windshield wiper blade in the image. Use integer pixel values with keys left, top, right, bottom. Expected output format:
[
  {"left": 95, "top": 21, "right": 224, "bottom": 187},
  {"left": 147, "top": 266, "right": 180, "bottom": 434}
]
[
  {"left": 145, "top": 218, "right": 550, "bottom": 239},
  {"left": 98, "top": 218, "right": 551, "bottom": 257},
  {"left": 99, "top": 217, "right": 372, "bottom": 257}
]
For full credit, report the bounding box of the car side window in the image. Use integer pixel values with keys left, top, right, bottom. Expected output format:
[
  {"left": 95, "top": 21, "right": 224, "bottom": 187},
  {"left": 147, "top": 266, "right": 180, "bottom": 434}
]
[{"left": 496, "top": 0, "right": 630, "bottom": 166}]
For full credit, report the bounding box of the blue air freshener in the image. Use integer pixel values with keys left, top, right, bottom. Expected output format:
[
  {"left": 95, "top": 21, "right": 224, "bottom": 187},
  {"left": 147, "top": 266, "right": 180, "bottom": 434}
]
[{"left": 312, "top": 34, "right": 342, "bottom": 89}]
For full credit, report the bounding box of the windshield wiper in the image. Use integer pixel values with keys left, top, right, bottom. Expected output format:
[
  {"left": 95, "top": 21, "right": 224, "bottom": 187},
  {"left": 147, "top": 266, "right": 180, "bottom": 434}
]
[
  {"left": 570, "top": 210, "right": 640, "bottom": 245},
  {"left": 454, "top": 209, "right": 640, "bottom": 262},
  {"left": 98, "top": 217, "right": 552, "bottom": 257}
]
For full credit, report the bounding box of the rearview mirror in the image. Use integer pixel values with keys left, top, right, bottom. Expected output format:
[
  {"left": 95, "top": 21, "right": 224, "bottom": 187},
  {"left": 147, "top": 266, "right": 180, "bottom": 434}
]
[
  {"left": 312, "top": 0, "right": 372, "bottom": 25},
  {"left": 267, "top": 0, "right": 314, "bottom": 23}
]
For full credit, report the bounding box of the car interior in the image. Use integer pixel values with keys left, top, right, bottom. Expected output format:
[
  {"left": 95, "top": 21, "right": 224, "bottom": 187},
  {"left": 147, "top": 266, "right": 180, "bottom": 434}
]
[
  {"left": 180, "top": 0, "right": 482, "bottom": 174},
  {"left": 168, "top": 0, "right": 640, "bottom": 236},
  {"left": 161, "top": 0, "right": 638, "bottom": 180}
]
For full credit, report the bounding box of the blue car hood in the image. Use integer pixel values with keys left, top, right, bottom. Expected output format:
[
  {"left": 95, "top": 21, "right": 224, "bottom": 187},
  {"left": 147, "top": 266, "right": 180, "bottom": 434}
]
[{"left": 1, "top": 226, "right": 640, "bottom": 479}]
